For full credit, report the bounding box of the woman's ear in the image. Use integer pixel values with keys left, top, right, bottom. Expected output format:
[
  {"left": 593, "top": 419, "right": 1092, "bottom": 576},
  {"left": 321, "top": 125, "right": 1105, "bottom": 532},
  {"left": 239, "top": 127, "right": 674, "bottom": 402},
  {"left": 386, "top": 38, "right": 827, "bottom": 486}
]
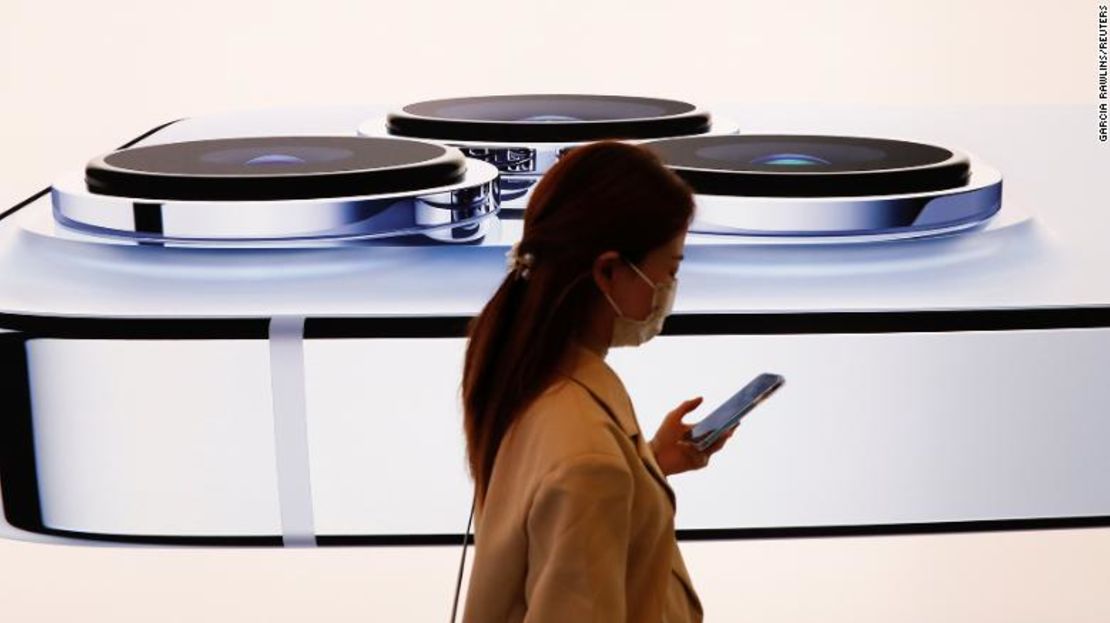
[
  {"left": 593, "top": 250, "right": 619, "bottom": 279},
  {"left": 591, "top": 250, "right": 620, "bottom": 294}
]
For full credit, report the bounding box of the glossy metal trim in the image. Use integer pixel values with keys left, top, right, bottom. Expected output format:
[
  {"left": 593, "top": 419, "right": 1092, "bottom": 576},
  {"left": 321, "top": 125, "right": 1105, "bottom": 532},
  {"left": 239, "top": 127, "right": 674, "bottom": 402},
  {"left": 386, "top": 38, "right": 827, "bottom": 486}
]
[
  {"left": 359, "top": 116, "right": 741, "bottom": 206},
  {"left": 688, "top": 159, "right": 1002, "bottom": 240},
  {"left": 50, "top": 160, "right": 500, "bottom": 245}
]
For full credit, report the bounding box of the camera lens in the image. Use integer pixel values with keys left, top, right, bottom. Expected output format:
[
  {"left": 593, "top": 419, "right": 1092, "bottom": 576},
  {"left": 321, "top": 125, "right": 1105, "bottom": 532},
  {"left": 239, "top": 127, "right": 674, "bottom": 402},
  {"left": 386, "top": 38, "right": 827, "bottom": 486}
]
[
  {"left": 386, "top": 94, "right": 712, "bottom": 142},
  {"left": 86, "top": 136, "right": 466, "bottom": 201},
  {"left": 646, "top": 135, "right": 970, "bottom": 197}
]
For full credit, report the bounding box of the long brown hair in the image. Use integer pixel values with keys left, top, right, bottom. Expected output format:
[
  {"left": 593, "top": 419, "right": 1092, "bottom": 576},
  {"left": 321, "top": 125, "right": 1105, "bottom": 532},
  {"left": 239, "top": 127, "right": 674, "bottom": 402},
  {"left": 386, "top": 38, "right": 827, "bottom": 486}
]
[{"left": 461, "top": 140, "right": 695, "bottom": 509}]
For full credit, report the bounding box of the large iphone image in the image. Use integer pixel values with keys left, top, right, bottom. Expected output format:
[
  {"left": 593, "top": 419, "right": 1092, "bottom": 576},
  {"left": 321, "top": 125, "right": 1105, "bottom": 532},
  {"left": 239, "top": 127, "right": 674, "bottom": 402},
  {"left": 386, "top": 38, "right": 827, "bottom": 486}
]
[
  {"left": 2, "top": 96, "right": 1106, "bottom": 546},
  {"left": 1, "top": 4, "right": 1108, "bottom": 619}
]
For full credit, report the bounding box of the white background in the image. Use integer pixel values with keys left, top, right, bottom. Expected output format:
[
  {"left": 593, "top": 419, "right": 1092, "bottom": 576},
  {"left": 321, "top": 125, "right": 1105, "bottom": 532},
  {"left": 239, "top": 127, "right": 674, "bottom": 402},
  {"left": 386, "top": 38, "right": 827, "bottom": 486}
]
[{"left": 2, "top": 0, "right": 1108, "bottom": 621}]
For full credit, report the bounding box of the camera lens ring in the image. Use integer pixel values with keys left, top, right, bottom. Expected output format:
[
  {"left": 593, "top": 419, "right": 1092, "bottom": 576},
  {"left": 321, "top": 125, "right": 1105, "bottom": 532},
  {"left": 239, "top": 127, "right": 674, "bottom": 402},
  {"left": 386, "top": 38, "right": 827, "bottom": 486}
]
[
  {"left": 386, "top": 94, "right": 712, "bottom": 142},
  {"left": 85, "top": 136, "right": 467, "bottom": 201},
  {"left": 645, "top": 135, "right": 971, "bottom": 197}
]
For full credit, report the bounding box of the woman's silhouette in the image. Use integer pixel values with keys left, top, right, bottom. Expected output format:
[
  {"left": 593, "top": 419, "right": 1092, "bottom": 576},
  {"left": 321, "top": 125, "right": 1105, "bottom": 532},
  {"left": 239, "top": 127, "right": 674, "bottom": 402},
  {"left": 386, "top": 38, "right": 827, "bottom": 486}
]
[{"left": 460, "top": 140, "right": 735, "bottom": 622}]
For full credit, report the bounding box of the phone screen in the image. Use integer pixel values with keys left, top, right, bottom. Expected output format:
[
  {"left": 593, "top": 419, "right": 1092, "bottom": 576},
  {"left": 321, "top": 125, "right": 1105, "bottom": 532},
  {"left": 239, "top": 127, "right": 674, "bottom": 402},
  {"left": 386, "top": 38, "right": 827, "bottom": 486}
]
[{"left": 689, "top": 373, "right": 784, "bottom": 449}]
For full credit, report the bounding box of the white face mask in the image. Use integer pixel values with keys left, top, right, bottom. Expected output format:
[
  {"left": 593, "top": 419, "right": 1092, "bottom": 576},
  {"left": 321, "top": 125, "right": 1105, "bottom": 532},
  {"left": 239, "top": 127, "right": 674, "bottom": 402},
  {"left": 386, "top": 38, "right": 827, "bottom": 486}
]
[{"left": 600, "top": 256, "right": 678, "bottom": 348}]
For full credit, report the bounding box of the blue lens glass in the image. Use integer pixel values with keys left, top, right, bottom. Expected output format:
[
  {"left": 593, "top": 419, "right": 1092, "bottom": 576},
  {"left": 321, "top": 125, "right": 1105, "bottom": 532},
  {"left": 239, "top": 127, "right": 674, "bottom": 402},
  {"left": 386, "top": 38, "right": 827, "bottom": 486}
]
[
  {"left": 244, "top": 154, "right": 308, "bottom": 166},
  {"left": 201, "top": 146, "right": 354, "bottom": 167},
  {"left": 750, "top": 153, "right": 831, "bottom": 166},
  {"left": 519, "top": 114, "right": 583, "bottom": 122}
]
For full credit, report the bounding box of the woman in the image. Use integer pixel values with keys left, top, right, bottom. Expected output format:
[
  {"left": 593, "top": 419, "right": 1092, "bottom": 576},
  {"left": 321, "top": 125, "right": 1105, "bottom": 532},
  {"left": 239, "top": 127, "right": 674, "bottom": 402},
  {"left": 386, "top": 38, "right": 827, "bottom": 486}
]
[{"left": 460, "top": 140, "right": 736, "bottom": 622}]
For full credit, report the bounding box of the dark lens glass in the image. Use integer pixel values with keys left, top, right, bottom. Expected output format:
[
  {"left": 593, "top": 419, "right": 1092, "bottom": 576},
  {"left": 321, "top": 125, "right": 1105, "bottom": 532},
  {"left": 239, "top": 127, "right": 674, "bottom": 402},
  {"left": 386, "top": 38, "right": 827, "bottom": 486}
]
[
  {"left": 199, "top": 146, "right": 355, "bottom": 167},
  {"left": 410, "top": 96, "right": 687, "bottom": 122},
  {"left": 387, "top": 94, "right": 711, "bottom": 142},
  {"left": 86, "top": 136, "right": 465, "bottom": 200},
  {"left": 646, "top": 135, "right": 970, "bottom": 197},
  {"left": 696, "top": 141, "right": 887, "bottom": 169}
]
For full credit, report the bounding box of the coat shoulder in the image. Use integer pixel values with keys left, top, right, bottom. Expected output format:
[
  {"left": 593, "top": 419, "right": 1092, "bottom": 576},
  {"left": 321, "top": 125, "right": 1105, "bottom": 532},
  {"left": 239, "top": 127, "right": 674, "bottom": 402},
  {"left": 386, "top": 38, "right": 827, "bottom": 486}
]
[{"left": 508, "top": 376, "right": 630, "bottom": 470}]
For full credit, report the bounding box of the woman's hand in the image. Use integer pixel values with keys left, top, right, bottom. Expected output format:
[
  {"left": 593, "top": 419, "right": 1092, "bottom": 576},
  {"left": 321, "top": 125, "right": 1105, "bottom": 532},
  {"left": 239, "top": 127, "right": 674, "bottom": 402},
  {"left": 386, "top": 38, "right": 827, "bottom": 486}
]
[{"left": 649, "top": 396, "right": 736, "bottom": 477}]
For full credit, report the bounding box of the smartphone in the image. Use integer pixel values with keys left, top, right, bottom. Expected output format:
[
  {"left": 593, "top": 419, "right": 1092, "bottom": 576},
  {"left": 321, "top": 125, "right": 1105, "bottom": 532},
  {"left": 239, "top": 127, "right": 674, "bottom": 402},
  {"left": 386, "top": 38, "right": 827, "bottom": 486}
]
[{"left": 686, "top": 373, "right": 785, "bottom": 452}]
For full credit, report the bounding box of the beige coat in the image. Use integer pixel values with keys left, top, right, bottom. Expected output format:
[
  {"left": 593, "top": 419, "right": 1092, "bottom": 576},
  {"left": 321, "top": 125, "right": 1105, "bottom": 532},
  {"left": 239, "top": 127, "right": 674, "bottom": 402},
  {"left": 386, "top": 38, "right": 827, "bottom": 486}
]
[{"left": 462, "top": 342, "right": 704, "bottom": 622}]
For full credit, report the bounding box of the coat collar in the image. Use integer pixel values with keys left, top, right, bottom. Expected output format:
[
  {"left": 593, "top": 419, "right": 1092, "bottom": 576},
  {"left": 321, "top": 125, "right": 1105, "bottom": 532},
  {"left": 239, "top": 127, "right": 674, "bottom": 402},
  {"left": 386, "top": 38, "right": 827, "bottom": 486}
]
[
  {"left": 556, "top": 343, "right": 641, "bottom": 438},
  {"left": 556, "top": 342, "right": 676, "bottom": 510}
]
